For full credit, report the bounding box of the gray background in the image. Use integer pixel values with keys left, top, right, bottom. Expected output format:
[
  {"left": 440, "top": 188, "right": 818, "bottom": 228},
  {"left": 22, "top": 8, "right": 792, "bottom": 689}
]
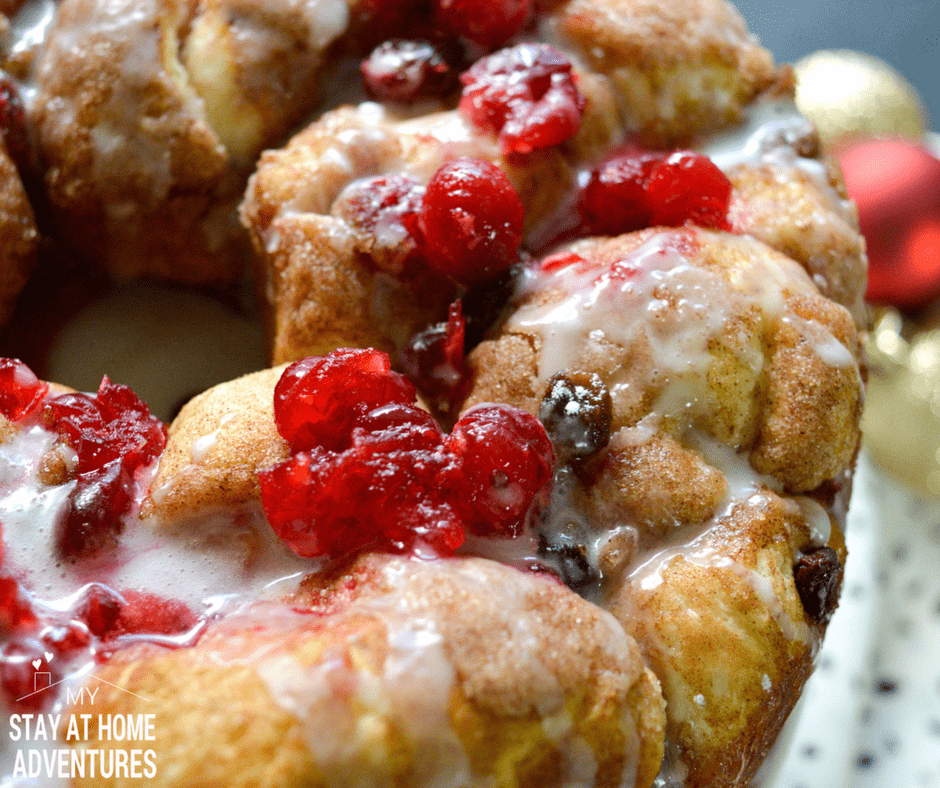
[{"left": 735, "top": 0, "right": 939, "bottom": 130}]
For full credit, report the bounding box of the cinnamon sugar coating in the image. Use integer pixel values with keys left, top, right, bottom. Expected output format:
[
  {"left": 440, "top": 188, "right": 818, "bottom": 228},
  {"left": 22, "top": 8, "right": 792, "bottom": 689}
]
[
  {"left": 71, "top": 555, "right": 666, "bottom": 788},
  {"left": 462, "top": 228, "right": 862, "bottom": 785},
  {"left": 241, "top": 104, "right": 572, "bottom": 363},
  {"left": 30, "top": 0, "right": 351, "bottom": 283},
  {"left": 553, "top": 0, "right": 776, "bottom": 144},
  {"left": 142, "top": 365, "right": 289, "bottom": 522}
]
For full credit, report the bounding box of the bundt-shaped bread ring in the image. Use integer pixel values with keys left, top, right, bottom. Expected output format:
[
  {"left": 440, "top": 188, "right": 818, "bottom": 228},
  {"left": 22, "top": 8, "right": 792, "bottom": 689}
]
[{"left": 0, "top": 0, "right": 867, "bottom": 784}]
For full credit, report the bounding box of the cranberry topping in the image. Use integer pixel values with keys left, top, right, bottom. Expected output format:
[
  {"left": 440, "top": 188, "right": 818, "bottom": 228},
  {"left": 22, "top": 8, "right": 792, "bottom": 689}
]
[
  {"left": 273, "top": 349, "right": 416, "bottom": 452},
  {"left": 581, "top": 150, "right": 733, "bottom": 235},
  {"left": 261, "top": 350, "right": 554, "bottom": 558},
  {"left": 433, "top": 0, "right": 531, "bottom": 50},
  {"left": 116, "top": 590, "right": 200, "bottom": 637},
  {"left": 334, "top": 174, "right": 424, "bottom": 274},
  {"left": 0, "top": 75, "right": 31, "bottom": 174},
  {"left": 582, "top": 152, "right": 664, "bottom": 234},
  {"left": 0, "top": 574, "right": 37, "bottom": 634},
  {"left": 0, "top": 358, "right": 49, "bottom": 422},
  {"left": 400, "top": 301, "right": 469, "bottom": 414},
  {"left": 74, "top": 583, "right": 124, "bottom": 638},
  {"left": 361, "top": 39, "right": 457, "bottom": 102},
  {"left": 414, "top": 157, "right": 524, "bottom": 285},
  {"left": 539, "top": 250, "right": 588, "bottom": 273},
  {"left": 42, "top": 376, "right": 166, "bottom": 561},
  {"left": 447, "top": 404, "right": 554, "bottom": 537},
  {"left": 459, "top": 44, "right": 585, "bottom": 155},
  {"left": 645, "top": 151, "right": 733, "bottom": 230}
]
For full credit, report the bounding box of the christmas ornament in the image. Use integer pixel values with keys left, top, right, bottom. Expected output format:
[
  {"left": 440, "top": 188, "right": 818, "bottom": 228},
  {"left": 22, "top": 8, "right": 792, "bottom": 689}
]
[{"left": 794, "top": 49, "right": 928, "bottom": 149}]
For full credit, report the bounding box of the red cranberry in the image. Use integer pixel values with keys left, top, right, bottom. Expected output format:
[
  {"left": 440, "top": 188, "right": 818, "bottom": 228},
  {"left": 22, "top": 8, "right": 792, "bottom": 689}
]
[
  {"left": 0, "top": 75, "right": 31, "bottom": 174},
  {"left": 56, "top": 460, "right": 133, "bottom": 561},
  {"left": 459, "top": 44, "right": 585, "bottom": 155},
  {"left": 645, "top": 151, "right": 732, "bottom": 229},
  {"left": 73, "top": 583, "right": 124, "bottom": 638},
  {"left": 1, "top": 641, "right": 58, "bottom": 711},
  {"left": 447, "top": 404, "right": 554, "bottom": 537},
  {"left": 0, "top": 358, "right": 48, "bottom": 422},
  {"left": 581, "top": 152, "right": 665, "bottom": 234},
  {"left": 334, "top": 174, "right": 424, "bottom": 274},
  {"left": 434, "top": 0, "right": 530, "bottom": 49},
  {"left": 414, "top": 157, "right": 523, "bottom": 285},
  {"left": 0, "top": 575, "right": 36, "bottom": 634},
  {"left": 116, "top": 591, "right": 199, "bottom": 637},
  {"left": 352, "top": 403, "right": 444, "bottom": 453},
  {"left": 273, "top": 349, "right": 416, "bottom": 452},
  {"left": 40, "top": 621, "right": 92, "bottom": 654},
  {"left": 43, "top": 378, "right": 166, "bottom": 476},
  {"left": 400, "top": 301, "right": 469, "bottom": 413},
  {"left": 361, "top": 39, "right": 456, "bottom": 102}
]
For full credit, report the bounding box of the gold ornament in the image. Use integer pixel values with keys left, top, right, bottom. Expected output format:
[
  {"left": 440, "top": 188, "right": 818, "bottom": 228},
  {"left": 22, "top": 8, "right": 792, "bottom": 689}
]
[
  {"left": 863, "top": 309, "right": 940, "bottom": 497},
  {"left": 794, "top": 50, "right": 928, "bottom": 149}
]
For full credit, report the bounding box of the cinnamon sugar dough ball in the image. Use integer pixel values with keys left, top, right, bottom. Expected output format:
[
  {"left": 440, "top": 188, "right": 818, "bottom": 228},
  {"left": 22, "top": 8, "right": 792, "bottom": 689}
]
[
  {"left": 462, "top": 228, "right": 862, "bottom": 786},
  {"left": 68, "top": 554, "right": 666, "bottom": 788},
  {"left": 30, "top": 0, "right": 352, "bottom": 284},
  {"left": 548, "top": 0, "right": 776, "bottom": 145},
  {"left": 241, "top": 103, "right": 574, "bottom": 364}
]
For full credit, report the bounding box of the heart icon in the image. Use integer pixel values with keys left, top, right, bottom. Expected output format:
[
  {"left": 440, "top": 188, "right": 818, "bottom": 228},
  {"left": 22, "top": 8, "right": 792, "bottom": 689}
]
[
  {"left": 31, "top": 660, "right": 41, "bottom": 671},
  {"left": 44, "top": 652, "right": 53, "bottom": 663}
]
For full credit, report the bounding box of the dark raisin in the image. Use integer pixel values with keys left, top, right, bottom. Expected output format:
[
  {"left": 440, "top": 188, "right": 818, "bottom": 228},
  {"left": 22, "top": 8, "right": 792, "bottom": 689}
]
[
  {"left": 537, "top": 533, "right": 598, "bottom": 591},
  {"left": 461, "top": 264, "right": 520, "bottom": 349},
  {"left": 539, "top": 371, "right": 612, "bottom": 464},
  {"left": 794, "top": 546, "right": 843, "bottom": 623}
]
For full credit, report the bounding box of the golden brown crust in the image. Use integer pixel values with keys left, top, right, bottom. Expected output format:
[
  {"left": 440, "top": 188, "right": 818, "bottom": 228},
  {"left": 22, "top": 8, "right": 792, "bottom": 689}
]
[
  {"left": 73, "top": 555, "right": 666, "bottom": 788},
  {"left": 607, "top": 493, "right": 843, "bottom": 788},
  {"left": 554, "top": 0, "right": 777, "bottom": 144},
  {"left": 30, "top": 0, "right": 350, "bottom": 284}
]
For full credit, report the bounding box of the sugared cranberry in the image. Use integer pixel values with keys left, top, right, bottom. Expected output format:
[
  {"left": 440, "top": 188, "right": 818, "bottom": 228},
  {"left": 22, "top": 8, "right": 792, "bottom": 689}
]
[
  {"left": 0, "top": 358, "right": 48, "bottom": 422},
  {"left": 582, "top": 152, "right": 664, "bottom": 234},
  {"left": 73, "top": 583, "right": 124, "bottom": 638},
  {"left": 273, "top": 349, "right": 416, "bottom": 452},
  {"left": 0, "top": 575, "right": 36, "bottom": 634},
  {"left": 56, "top": 459, "right": 133, "bottom": 561},
  {"left": 0, "top": 75, "right": 31, "bottom": 174},
  {"left": 434, "top": 0, "right": 531, "bottom": 49},
  {"left": 645, "top": 151, "right": 732, "bottom": 229},
  {"left": 414, "top": 157, "right": 523, "bottom": 285},
  {"left": 362, "top": 39, "right": 456, "bottom": 102},
  {"left": 400, "top": 301, "right": 469, "bottom": 413},
  {"left": 448, "top": 404, "right": 554, "bottom": 537},
  {"left": 334, "top": 174, "right": 424, "bottom": 274},
  {"left": 1, "top": 642, "right": 58, "bottom": 711},
  {"left": 459, "top": 44, "right": 585, "bottom": 155}
]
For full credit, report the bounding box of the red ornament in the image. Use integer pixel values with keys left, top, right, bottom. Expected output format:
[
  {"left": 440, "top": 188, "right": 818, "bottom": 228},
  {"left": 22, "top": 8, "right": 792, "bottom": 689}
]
[{"left": 838, "top": 137, "right": 940, "bottom": 309}]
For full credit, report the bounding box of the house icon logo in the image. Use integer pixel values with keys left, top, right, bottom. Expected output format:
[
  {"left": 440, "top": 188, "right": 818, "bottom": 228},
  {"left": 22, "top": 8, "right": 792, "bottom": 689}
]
[{"left": 16, "top": 653, "right": 151, "bottom": 706}]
